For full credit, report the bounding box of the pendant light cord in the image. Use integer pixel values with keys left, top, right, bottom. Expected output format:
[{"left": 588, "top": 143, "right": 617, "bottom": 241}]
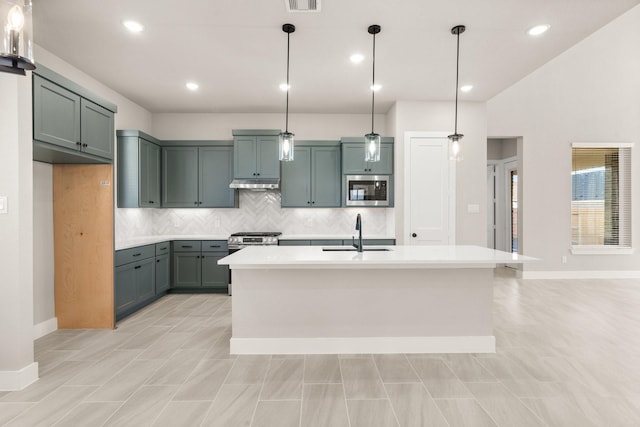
[
  {"left": 285, "top": 30, "right": 291, "bottom": 133},
  {"left": 454, "top": 30, "right": 460, "bottom": 134},
  {"left": 371, "top": 31, "right": 376, "bottom": 134}
]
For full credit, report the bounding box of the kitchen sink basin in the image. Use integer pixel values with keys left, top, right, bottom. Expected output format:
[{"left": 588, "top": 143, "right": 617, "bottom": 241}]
[{"left": 322, "top": 247, "right": 392, "bottom": 252}]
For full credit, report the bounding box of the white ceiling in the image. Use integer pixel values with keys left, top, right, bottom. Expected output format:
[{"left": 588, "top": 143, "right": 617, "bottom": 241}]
[{"left": 33, "top": 0, "right": 640, "bottom": 114}]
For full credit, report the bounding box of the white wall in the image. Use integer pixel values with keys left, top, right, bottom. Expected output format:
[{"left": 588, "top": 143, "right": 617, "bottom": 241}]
[
  {"left": 390, "top": 101, "right": 488, "bottom": 245},
  {"left": 487, "top": 5, "right": 640, "bottom": 272},
  {"left": 152, "top": 113, "right": 386, "bottom": 140},
  {"left": 0, "top": 72, "right": 37, "bottom": 388}
]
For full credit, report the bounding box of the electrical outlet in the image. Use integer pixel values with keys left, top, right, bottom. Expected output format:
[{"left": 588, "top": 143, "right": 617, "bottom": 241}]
[
  {"left": 0, "top": 195, "right": 7, "bottom": 214},
  {"left": 561, "top": 255, "right": 567, "bottom": 264}
]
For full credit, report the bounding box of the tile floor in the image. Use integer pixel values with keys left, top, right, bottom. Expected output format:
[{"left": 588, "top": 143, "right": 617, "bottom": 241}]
[{"left": 2, "top": 268, "right": 640, "bottom": 426}]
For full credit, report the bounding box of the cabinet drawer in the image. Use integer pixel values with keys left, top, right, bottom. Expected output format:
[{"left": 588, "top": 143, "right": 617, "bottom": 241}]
[
  {"left": 115, "top": 245, "right": 155, "bottom": 266},
  {"left": 173, "top": 240, "right": 202, "bottom": 252},
  {"left": 279, "top": 240, "right": 311, "bottom": 246},
  {"left": 202, "top": 240, "right": 228, "bottom": 252},
  {"left": 155, "top": 242, "right": 170, "bottom": 256}
]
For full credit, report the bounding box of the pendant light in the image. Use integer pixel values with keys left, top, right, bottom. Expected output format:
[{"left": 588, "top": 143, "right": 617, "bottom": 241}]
[
  {"left": 365, "top": 24, "right": 381, "bottom": 162},
  {"left": 279, "top": 23, "right": 295, "bottom": 162},
  {"left": 448, "top": 25, "right": 465, "bottom": 161},
  {"left": 0, "top": 0, "right": 36, "bottom": 75}
]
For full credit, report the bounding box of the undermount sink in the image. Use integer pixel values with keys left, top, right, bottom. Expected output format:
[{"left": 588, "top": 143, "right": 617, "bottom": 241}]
[{"left": 322, "top": 247, "right": 392, "bottom": 252}]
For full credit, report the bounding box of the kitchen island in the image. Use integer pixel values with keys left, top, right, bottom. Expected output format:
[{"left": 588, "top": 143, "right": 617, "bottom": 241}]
[{"left": 218, "top": 245, "right": 535, "bottom": 354}]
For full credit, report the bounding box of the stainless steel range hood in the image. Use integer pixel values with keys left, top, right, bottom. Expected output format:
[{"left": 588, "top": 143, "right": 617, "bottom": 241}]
[{"left": 229, "top": 178, "right": 280, "bottom": 190}]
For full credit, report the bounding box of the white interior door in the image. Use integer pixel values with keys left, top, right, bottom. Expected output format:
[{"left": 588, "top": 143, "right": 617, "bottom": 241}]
[{"left": 405, "top": 133, "right": 455, "bottom": 245}]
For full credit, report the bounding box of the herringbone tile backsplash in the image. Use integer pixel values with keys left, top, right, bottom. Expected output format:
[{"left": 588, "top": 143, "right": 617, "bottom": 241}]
[{"left": 116, "top": 191, "right": 394, "bottom": 241}]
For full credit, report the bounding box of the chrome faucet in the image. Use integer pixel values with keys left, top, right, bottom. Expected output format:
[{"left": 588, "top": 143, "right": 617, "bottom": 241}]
[{"left": 352, "top": 213, "right": 363, "bottom": 252}]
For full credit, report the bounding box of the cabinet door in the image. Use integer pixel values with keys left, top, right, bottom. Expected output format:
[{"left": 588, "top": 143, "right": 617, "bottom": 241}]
[
  {"left": 139, "top": 139, "right": 161, "bottom": 207},
  {"left": 202, "top": 252, "right": 229, "bottom": 289},
  {"left": 173, "top": 252, "right": 202, "bottom": 287},
  {"left": 280, "top": 146, "right": 311, "bottom": 207},
  {"left": 342, "top": 144, "right": 368, "bottom": 174},
  {"left": 368, "top": 145, "right": 393, "bottom": 174},
  {"left": 256, "top": 136, "right": 280, "bottom": 178},
  {"left": 199, "top": 146, "right": 236, "bottom": 207},
  {"left": 155, "top": 254, "right": 170, "bottom": 294},
  {"left": 33, "top": 75, "right": 81, "bottom": 150},
  {"left": 80, "top": 98, "right": 114, "bottom": 160},
  {"left": 311, "top": 147, "right": 341, "bottom": 207},
  {"left": 134, "top": 258, "right": 155, "bottom": 303},
  {"left": 162, "top": 146, "right": 199, "bottom": 207},
  {"left": 115, "top": 264, "right": 137, "bottom": 316},
  {"left": 234, "top": 137, "right": 258, "bottom": 178}
]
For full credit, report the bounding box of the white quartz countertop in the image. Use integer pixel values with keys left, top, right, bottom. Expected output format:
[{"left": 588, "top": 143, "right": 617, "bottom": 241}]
[
  {"left": 116, "top": 234, "right": 396, "bottom": 250},
  {"left": 218, "top": 245, "right": 538, "bottom": 269},
  {"left": 116, "top": 235, "right": 228, "bottom": 250}
]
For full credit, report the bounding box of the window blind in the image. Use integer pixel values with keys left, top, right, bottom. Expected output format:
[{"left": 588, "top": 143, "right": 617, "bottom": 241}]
[{"left": 571, "top": 143, "right": 632, "bottom": 248}]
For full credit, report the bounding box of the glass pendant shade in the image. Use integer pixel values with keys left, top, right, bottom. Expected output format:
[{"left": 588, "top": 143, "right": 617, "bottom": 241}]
[
  {"left": 0, "top": 0, "right": 35, "bottom": 75},
  {"left": 448, "top": 133, "right": 463, "bottom": 161},
  {"left": 279, "top": 131, "right": 295, "bottom": 161},
  {"left": 365, "top": 132, "right": 381, "bottom": 162}
]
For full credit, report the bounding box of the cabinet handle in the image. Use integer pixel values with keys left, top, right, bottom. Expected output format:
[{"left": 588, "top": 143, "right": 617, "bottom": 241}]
[
  {"left": 256, "top": 173, "right": 260, "bottom": 176},
  {"left": 307, "top": 201, "right": 310, "bottom": 204},
  {"left": 82, "top": 143, "right": 88, "bottom": 148},
  {"left": 412, "top": 233, "right": 417, "bottom": 238},
  {"left": 311, "top": 201, "right": 315, "bottom": 204},
  {"left": 209, "top": 245, "right": 221, "bottom": 248},
  {"left": 76, "top": 142, "right": 81, "bottom": 146},
  {"left": 181, "top": 245, "right": 193, "bottom": 248},
  {"left": 132, "top": 253, "right": 142, "bottom": 257},
  {"left": 134, "top": 265, "right": 142, "bottom": 269},
  {"left": 253, "top": 173, "right": 257, "bottom": 176},
  {"left": 160, "top": 247, "right": 167, "bottom": 250},
  {"left": 156, "top": 259, "right": 160, "bottom": 263},
  {"left": 149, "top": 201, "right": 155, "bottom": 204},
  {"left": 194, "top": 201, "right": 198, "bottom": 205},
  {"left": 198, "top": 201, "right": 202, "bottom": 205}
]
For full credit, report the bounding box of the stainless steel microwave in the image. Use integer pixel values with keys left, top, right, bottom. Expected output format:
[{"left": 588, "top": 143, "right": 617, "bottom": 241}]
[{"left": 345, "top": 175, "right": 390, "bottom": 206}]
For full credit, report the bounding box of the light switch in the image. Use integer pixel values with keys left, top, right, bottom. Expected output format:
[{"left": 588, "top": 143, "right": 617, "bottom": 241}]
[
  {"left": 467, "top": 204, "right": 480, "bottom": 213},
  {"left": 0, "top": 195, "right": 7, "bottom": 214}
]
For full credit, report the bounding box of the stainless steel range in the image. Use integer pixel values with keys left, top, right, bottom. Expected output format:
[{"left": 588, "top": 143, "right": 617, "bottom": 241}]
[{"left": 228, "top": 231, "right": 282, "bottom": 252}]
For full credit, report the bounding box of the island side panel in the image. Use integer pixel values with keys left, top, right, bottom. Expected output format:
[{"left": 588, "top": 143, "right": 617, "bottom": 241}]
[{"left": 230, "top": 267, "right": 494, "bottom": 354}]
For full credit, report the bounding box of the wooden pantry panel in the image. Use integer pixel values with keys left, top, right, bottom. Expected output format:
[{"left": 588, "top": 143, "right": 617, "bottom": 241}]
[{"left": 53, "top": 164, "right": 114, "bottom": 328}]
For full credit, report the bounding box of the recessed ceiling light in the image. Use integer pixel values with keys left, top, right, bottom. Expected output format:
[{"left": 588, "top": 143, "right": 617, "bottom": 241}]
[
  {"left": 279, "top": 83, "right": 290, "bottom": 92},
  {"left": 185, "top": 82, "right": 199, "bottom": 91},
  {"left": 350, "top": 53, "right": 365, "bottom": 64},
  {"left": 370, "top": 84, "right": 382, "bottom": 92},
  {"left": 528, "top": 24, "right": 550, "bottom": 36},
  {"left": 122, "top": 20, "right": 144, "bottom": 33},
  {"left": 460, "top": 85, "right": 473, "bottom": 92}
]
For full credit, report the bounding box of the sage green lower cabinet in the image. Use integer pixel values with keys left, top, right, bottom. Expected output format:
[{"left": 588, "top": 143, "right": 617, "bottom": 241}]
[
  {"left": 155, "top": 253, "right": 170, "bottom": 294},
  {"left": 202, "top": 253, "right": 229, "bottom": 289},
  {"left": 114, "top": 248, "right": 156, "bottom": 321},
  {"left": 172, "top": 240, "right": 229, "bottom": 291},
  {"left": 281, "top": 144, "right": 341, "bottom": 208}
]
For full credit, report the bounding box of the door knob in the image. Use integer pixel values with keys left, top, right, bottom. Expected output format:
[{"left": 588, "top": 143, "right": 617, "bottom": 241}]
[{"left": 412, "top": 233, "right": 417, "bottom": 238}]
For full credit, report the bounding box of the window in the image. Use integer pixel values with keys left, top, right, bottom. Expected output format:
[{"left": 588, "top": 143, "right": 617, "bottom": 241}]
[{"left": 571, "top": 142, "right": 632, "bottom": 254}]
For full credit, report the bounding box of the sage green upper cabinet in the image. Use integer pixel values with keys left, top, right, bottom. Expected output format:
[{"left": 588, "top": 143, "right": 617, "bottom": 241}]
[
  {"left": 341, "top": 138, "right": 394, "bottom": 175},
  {"left": 33, "top": 65, "right": 117, "bottom": 164},
  {"left": 199, "top": 146, "right": 236, "bottom": 207},
  {"left": 281, "top": 143, "right": 341, "bottom": 207},
  {"left": 116, "top": 131, "right": 161, "bottom": 208},
  {"left": 33, "top": 74, "right": 80, "bottom": 151},
  {"left": 162, "top": 146, "right": 199, "bottom": 207},
  {"left": 162, "top": 144, "right": 237, "bottom": 208},
  {"left": 232, "top": 130, "right": 280, "bottom": 179},
  {"left": 80, "top": 99, "right": 114, "bottom": 159}
]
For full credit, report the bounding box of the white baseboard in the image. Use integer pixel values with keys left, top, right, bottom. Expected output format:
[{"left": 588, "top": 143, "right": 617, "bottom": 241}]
[
  {"left": 0, "top": 362, "right": 39, "bottom": 391},
  {"left": 33, "top": 317, "right": 58, "bottom": 340},
  {"left": 230, "top": 336, "right": 495, "bottom": 355},
  {"left": 521, "top": 270, "right": 640, "bottom": 280}
]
